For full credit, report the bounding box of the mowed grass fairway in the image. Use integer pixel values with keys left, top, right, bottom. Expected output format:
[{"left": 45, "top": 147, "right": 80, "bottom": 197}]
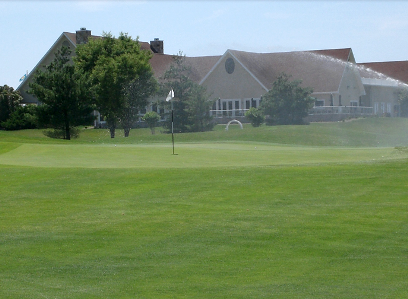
[{"left": 1, "top": 118, "right": 408, "bottom": 298}]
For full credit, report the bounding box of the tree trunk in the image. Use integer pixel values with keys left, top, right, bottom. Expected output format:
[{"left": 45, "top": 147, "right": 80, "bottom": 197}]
[
  {"left": 107, "top": 118, "right": 116, "bottom": 138},
  {"left": 64, "top": 112, "right": 70, "bottom": 140},
  {"left": 124, "top": 127, "right": 130, "bottom": 137},
  {"left": 109, "top": 126, "right": 115, "bottom": 138}
]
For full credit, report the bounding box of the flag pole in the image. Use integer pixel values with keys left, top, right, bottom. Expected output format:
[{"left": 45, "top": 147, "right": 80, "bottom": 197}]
[
  {"left": 166, "top": 89, "right": 176, "bottom": 155},
  {"left": 171, "top": 101, "right": 175, "bottom": 155}
]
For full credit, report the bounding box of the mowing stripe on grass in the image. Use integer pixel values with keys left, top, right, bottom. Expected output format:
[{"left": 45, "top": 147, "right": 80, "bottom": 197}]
[{"left": 0, "top": 142, "right": 405, "bottom": 168}]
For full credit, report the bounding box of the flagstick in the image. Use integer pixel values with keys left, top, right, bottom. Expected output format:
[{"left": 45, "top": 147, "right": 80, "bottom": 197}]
[
  {"left": 166, "top": 89, "right": 176, "bottom": 155},
  {"left": 171, "top": 108, "right": 175, "bottom": 155}
]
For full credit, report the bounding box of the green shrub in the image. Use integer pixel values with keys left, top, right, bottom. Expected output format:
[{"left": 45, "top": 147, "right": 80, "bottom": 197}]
[
  {"left": 245, "top": 107, "right": 264, "bottom": 127},
  {"left": 43, "top": 127, "right": 80, "bottom": 139},
  {"left": 142, "top": 111, "right": 160, "bottom": 134},
  {"left": 1, "top": 105, "right": 38, "bottom": 130}
]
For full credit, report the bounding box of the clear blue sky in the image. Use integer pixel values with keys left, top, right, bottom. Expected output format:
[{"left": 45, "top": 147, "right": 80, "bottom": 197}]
[{"left": 2, "top": 0, "right": 408, "bottom": 89}]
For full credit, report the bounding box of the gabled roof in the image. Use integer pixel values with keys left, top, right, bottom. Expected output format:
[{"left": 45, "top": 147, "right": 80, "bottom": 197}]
[
  {"left": 309, "top": 48, "right": 355, "bottom": 63},
  {"left": 17, "top": 32, "right": 73, "bottom": 91},
  {"left": 63, "top": 31, "right": 220, "bottom": 83},
  {"left": 357, "top": 61, "right": 408, "bottom": 84},
  {"left": 184, "top": 56, "right": 222, "bottom": 83},
  {"left": 64, "top": 32, "right": 153, "bottom": 52},
  {"left": 225, "top": 48, "right": 352, "bottom": 93},
  {"left": 147, "top": 54, "right": 221, "bottom": 83}
]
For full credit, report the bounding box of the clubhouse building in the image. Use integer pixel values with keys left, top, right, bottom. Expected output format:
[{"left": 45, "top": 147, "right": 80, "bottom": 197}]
[{"left": 17, "top": 28, "right": 408, "bottom": 125}]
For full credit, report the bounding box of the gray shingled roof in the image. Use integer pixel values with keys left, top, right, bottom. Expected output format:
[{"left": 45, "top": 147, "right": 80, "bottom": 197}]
[
  {"left": 228, "top": 48, "right": 352, "bottom": 93},
  {"left": 56, "top": 32, "right": 358, "bottom": 94}
]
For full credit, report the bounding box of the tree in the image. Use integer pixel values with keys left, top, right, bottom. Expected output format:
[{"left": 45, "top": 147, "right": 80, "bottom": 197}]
[
  {"left": 29, "top": 46, "right": 94, "bottom": 139},
  {"left": 261, "top": 73, "right": 314, "bottom": 125},
  {"left": 397, "top": 88, "right": 408, "bottom": 117},
  {"left": 161, "top": 52, "right": 214, "bottom": 133},
  {"left": 1, "top": 105, "right": 38, "bottom": 130},
  {"left": 121, "top": 71, "right": 157, "bottom": 137},
  {"left": 142, "top": 111, "right": 160, "bottom": 134},
  {"left": 245, "top": 107, "right": 264, "bottom": 127},
  {"left": 186, "top": 84, "right": 214, "bottom": 132},
  {"left": 0, "top": 85, "right": 22, "bottom": 129},
  {"left": 75, "top": 32, "right": 153, "bottom": 138}
]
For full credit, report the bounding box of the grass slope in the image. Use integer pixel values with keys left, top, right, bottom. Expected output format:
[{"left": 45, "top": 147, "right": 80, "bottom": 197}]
[
  {"left": 1, "top": 117, "right": 408, "bottom": 147},
  {"left": 1, "top": 118, "right": 408, "bottom": 298}
]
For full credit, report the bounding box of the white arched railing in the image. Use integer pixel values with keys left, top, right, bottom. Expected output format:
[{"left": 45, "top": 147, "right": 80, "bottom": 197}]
[{"left": 225, "top": 119, "right": 243, "bottom": 131}]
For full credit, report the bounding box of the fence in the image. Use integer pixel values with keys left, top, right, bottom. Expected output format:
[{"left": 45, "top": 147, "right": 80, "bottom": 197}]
[
  {"left": 210, "top": 109, "right": 249, "bottom": 118},
  {"left": 309, "top": 106, "right": 373, "bottom": 115}
]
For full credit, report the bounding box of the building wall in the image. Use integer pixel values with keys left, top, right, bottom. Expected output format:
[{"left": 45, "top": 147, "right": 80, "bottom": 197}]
[
  {"left": 19, "top": 36, "right": 75, "bottom": 104},
  {"left": 361, "top": 84, "right": 401, "bottom": 116},
  {"left": 313, "top": 65, "right": 365, "bottom": 107},
  {"left": 338, "top": 64, "right": 366, "bottom": 106},
  {"left": 201, "top": 53, "right": 267, "bottom": 100}
]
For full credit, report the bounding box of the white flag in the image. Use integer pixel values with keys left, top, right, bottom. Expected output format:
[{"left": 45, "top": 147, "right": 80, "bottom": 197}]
[{"left": 165, "top": 89, "right": 174, "bottom": 102}]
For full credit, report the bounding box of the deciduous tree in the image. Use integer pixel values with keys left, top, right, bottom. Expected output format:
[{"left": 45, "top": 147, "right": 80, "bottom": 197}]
[
  {"left": 261, "top": 73, "right": 314, "bottom": 125},
  {"left": 0, "top": 85, "right": 22, "bottom": 129},
  {"left": 75, "top": 32, "right": 153, "bottom": 138},
  {"left": 1, "top": 105, "right": 37, "bottom": 130},
  {"left": 121, "top": 71, "right": 157, "bottom": 137}
]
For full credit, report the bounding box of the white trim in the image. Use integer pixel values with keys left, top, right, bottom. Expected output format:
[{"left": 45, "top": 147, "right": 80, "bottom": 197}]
[
  {"left": 199, "top": 49, "right": 269, "bottom": 92},
  {"left": 17, "top": 33, "right": 76, "bottom": 91},
  {"left": 338, "top": 62, "right": 366, "bottom": 96},
  {"left": 312, "top": 91, "right": 339, "bottom": 95}
]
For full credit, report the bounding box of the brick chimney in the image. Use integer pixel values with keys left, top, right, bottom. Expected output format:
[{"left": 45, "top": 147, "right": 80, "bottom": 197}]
[
  {"left": 150, "top": 38, "right": 163, "bottom": 54},
  {"left": 76, "top": 28, "right": 91, "bottom": 45}
]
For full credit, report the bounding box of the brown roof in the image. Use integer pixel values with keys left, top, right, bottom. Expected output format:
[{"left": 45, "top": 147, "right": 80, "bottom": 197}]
[
  {"left": 357, "top": 61, "right": 408, "bottom": 83},
  {"left": 149, "top": 54, "right": 174, "bottom": 80},
  {"left": 185, "top": 56, "right": 222, "bottom": 83},
  {"left": 229, "top": 48, "right": 350, "bottom": 93},
  {"left": 64, "top": 31, "right": 152, "bottom": 52},
  {"left": 309, "top": 48, "right": 354, "bottom": 62},
  {"left": 64, "top": 31, "right": 355, "bottom": 92},
  {"left": 148, "top": 54, "right": 221, "bottom": 82},
  {"left": 65, "top": 31, "right": 172, "bottom": 77}
]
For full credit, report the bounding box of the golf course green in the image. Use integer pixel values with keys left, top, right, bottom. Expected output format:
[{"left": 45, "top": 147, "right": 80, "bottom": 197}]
[{"left": 1, "top": 118, "right": 408, "bottom": 298}]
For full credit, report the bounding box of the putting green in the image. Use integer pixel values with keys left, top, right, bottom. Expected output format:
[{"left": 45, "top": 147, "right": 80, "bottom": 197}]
[{"left": 0, "top": 142, "right": 404, "bottom": 168}]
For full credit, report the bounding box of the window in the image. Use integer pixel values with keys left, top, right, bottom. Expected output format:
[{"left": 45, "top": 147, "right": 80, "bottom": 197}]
[
  {"left": 235, "top": 101, "right": 240, "bottom": 110},
  {"left": 315, "top": 100, "right": 324, "bottom": 107},
  {"left": 339, "top": 95, "right": 342, "bottom": 106},
  {"left": 246, "top": 100, "right": 250, "bottom": 109},
  {"left": 350, "top": 101, "right": 358, "bottom": 107}
]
